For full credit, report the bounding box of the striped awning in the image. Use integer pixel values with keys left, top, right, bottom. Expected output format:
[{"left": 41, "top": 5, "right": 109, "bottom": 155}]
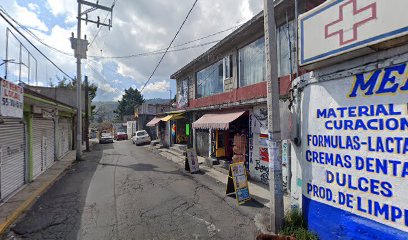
[
  {"left": 146, "top": 117, "right": 162, "bottom": 127},
  {"left": 192, "top": 110, "right": 246, "bottom": 130}
]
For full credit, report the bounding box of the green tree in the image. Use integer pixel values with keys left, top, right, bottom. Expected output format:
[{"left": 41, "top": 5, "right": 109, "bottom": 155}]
[{"left": 114, "top": 87, "right": 144, "bottom": 121}]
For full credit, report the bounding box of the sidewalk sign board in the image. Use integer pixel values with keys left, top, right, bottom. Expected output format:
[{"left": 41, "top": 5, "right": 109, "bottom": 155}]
[
  {"left": 185, "top": 149, "right": 199, "bottom": 173},
  {"left": 226, "top": 162, "right": 251, "bottom": 204}
]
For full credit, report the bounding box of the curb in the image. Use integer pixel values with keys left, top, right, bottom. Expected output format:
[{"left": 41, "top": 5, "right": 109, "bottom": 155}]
[{"left": 0, "top": 166, "right": 70, "bottom": 235}]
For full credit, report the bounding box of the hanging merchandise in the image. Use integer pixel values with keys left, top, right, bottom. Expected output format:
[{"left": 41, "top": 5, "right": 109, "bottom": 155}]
[
  {"left": 232, "top": 133, "right": 246, "bottom": 163},
  {"left": 172, "top": 123, "right": 176, "bottom": 136}
]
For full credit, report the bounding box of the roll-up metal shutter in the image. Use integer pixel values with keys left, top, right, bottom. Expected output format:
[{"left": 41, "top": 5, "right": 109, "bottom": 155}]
[
  {"left": 0, "top": 118, "right": 25, "bottom": 200},
  {"left": 57, "top": 118, "right": 70, "bottom": 159},
  {"left": 32, "top": 118, "right": 55, "bottom": 179}
]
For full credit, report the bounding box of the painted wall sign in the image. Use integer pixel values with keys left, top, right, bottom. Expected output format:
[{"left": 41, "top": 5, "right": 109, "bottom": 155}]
[
  {"left": 301, "top": 63, "right": 408, "bottom": 239},
  {"left": 299, "top": 0, "right": 408, "bottom": 66},
  {"left": 249, "top": 106, "right": 270, "bottom": 185},
  {"left": 0, "top": 79, "right": 23, "bottom": 118}
]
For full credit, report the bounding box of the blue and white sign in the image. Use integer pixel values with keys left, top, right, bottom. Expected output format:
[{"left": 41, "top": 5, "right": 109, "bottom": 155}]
[
  {"left": 299, "top": 0, "right": 408, "bottom": 66},
  {"left": 301, "top": 63, "right": 408, "bottom": 239}
]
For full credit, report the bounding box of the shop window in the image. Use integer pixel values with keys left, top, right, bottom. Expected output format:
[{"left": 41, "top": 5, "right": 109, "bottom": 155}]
[
  {"left": 238, "top": 37, "right": 265, "bottom": 87},
  {"left": 277, "top": 20, "right": 296, "bottom": 77},
  {"left": 223, "top": 55, "right": 232, "bottom": 79},
  {"left": 196, "top": 60, "right": 224, "bottom": 98}
]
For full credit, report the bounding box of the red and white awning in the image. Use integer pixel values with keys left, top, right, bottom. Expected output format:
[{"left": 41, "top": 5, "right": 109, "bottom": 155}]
[
  {"left": 192, "top": 110, "right": 246, "bottom": 130},
  {"left": 146, "top": 117, "right": 162, "bottom": 127}
]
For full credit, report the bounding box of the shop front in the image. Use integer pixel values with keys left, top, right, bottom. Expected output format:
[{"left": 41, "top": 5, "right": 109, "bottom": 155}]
[
  {"left": 57, "top": 115, "right": 72, "bottom": 159},
  {"left": 192, "top": 109, "right": 249, "bottom": 167},
  {"left": 146, "top": 116, "right": 162, "bottom": 140},
  {"left": 160, "top": 112, "right": 187, "bottom": 147},
  {"left": 32, "top": 111, "right": 56, "bottom": 179},
  {"left": 0, "top": 118, "right": 26, "bottom": 200}
]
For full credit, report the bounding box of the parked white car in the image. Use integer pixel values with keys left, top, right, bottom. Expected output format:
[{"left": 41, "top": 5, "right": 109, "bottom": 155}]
[
  {"left": 99, "top": 132, "right": 114, "bottom": 144},
  {"left": 132, "top": 130, "right": 151, "bottom": 145}
]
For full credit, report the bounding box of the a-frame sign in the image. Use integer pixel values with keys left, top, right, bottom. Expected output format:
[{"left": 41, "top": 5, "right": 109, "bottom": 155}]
[{"left": 226, "top": 162, "right": 251, "bottom": 204}]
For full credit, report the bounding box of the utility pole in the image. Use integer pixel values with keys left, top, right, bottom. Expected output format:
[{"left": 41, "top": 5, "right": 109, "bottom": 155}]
[
  {"left": 71, "top": 0, "right": 114, "bottom": 160},
  {"left": 84, "top": 75, "right": 90, "bottom": 152},
  {"left": 264, "top": 0, "right": 284, "bottom": 233}
]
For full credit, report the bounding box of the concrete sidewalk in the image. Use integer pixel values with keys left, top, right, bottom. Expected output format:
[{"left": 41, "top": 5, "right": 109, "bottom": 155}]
[
  {"left": 0, "top": 148, "right": 85, "bottom": 235},
  {"left": 144, "top": 145, "right": 290, "bottom": 210}
]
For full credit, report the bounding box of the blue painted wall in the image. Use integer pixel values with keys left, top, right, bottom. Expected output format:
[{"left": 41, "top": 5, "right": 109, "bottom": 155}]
[{"left": 303, "top": 196, "right": 408, "bottom": 240}]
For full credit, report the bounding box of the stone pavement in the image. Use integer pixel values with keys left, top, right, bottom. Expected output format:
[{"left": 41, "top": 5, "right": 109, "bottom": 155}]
[{"left": 144, "top": 145, "right": 291, "bottom": 210}]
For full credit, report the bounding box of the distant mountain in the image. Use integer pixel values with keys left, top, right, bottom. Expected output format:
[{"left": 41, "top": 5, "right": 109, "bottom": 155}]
[
  {"left": 93, "top": 101, "right": 118, "bottom": 109},
  {"left": 92, "top": 99, "right": 170, "bottom": 123},
  {"left": 92, "top": 101, "right": 119, "bottom": 123}
]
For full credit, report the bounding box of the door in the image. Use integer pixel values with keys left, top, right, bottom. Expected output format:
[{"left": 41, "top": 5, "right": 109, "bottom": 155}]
[
  {"left": 196, "top": 130, "right": 209, "bottom": 157},
  {"left": 33, "top": 118, "right": 55, "bottom": 179},
  {"left": 215, "top": 130, "right": 226, "bottom": 158},
  {"left": 58, "top": 118, "right": 70, "bottom": 159},
  {"left": 0, "top": 119, "right": 25, "bottom": 199}
]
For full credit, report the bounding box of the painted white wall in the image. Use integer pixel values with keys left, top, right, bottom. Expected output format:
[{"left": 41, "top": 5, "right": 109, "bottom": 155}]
[{"left": 291, "top": 44, "right": 408, "bottom": 231}]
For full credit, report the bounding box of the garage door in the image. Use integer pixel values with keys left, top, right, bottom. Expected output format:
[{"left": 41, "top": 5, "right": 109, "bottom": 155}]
[
  {"left": 32, "top": 118, "right": 55, "bottom": 179},
  {"left": 0, "top": 118, "right": 25, "bottom": 199},
  {"left": 57, "top": 118, "right": 71, "bottom": 159}
]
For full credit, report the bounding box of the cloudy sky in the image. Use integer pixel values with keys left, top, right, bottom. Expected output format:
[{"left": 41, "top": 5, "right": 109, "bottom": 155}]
[{"left": 0, "top": 0, "right": 263, "bottom": 101}]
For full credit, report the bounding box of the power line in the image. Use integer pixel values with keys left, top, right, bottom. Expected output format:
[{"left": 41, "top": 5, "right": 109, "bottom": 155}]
[
  {"left": 140, "top": 0, "right": 199, "bottom": 93},
  {"left": 0, "top": 7, "right": 74, "bottom": 80},
  {"left": 0, "top": 6, "right": 73, "bottom": 58},
  {"left": 1, "top": 4, "right": 240, "bottom": 61},
  {"left": 88, "top": 23, "right": 241, "bottom": 59},
  {"left": 92, "top": 39, "right": 221, "bottom": 59}
]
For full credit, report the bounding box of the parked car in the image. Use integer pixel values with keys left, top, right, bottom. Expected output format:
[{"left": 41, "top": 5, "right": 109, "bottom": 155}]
[
  {"left": 132, "top": 130, "right": 151, "bottom": 145},
  {"left": 115, "top": 131, "right": 128, "bottom": 141},
  {"left": 99, "top": 132, "right": 114, "bottom": 144}
]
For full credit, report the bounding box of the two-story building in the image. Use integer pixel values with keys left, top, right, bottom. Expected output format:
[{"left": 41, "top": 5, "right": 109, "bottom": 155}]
[
  {"left": 170, "top": 0, "right": 325, "bottom": 185},
  {"left": 135, "top": 101, "right": 172, "bottom": 140}
]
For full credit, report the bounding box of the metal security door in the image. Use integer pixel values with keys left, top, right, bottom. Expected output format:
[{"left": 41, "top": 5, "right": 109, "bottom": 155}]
[
  {"left": 58, "top": 118, "right": 70, "bottom": 159},
  {"left": 33, "top": 118, "right": 55, "bottom": 179},
  {"left": 0, "top": 119, "right": 25, "bottom": 200}
]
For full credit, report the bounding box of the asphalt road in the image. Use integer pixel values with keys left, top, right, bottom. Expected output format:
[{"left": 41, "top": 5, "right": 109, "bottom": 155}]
[{"left": 7, "top": 140, "right": 268, "bottom": 240}]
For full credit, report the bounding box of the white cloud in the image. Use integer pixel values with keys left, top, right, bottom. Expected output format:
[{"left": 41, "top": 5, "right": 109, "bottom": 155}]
[
  {"left": 27, "top": 3, "right": 39, "bottom": 12},
  {"left": 98, "top": 82, "right": 117, "bottom": 93},
  {"left": 12, "top": 2, "right": 48, "bottom": 31},
  {"left": 113, "top": 91, "right": 125, "bottom": 101},
  {"left": 142, "top": 80, "right": 170, "bottom": 94},
  {"left": 46, "top": 0, "right": 76, "bottom": 23},
  {"left": 1, "top": 0, "right": 264, "bottom": 100},
  {"left": 116, "top": 62, "right": 144, "bottom": 82}
]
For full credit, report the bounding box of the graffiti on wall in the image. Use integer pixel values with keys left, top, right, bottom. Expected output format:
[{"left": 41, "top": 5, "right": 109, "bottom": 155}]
[
  {"left": 302, "top": 63, "right": 408, "bottom": 239},
  {"left": 249, "top": 106, "right": 270, "bottom": 185}
]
